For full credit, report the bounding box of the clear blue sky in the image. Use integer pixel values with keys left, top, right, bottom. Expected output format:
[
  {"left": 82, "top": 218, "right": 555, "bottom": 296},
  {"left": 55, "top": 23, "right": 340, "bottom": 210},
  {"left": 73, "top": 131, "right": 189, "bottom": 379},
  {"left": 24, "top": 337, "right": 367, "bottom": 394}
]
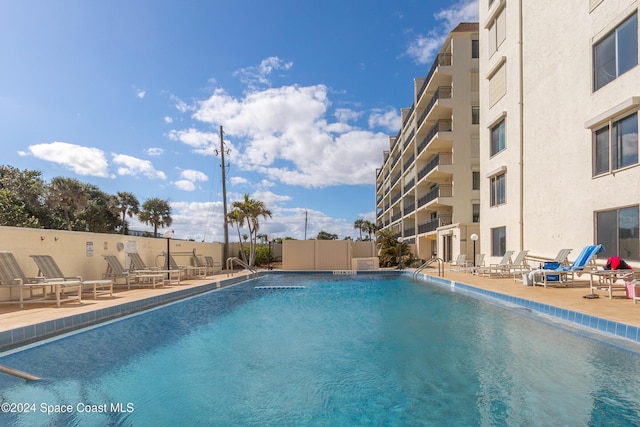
[{"left": 0, "top": 0, "right": 478, "bottom": 241}]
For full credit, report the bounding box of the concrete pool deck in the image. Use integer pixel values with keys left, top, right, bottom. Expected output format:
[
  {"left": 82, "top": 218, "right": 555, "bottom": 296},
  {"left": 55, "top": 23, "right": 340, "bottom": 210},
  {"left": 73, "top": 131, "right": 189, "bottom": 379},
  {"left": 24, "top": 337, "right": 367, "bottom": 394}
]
[{"left": 0, "top": 268, "right": 637, "bottom": 351}]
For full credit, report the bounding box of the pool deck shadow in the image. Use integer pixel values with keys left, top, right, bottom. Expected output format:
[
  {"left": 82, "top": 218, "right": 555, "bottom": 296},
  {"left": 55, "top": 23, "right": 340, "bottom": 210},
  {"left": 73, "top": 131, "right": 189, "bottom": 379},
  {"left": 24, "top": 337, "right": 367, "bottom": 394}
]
[{"left": 0, "top": 268, "right": 638, "bottom": 351}]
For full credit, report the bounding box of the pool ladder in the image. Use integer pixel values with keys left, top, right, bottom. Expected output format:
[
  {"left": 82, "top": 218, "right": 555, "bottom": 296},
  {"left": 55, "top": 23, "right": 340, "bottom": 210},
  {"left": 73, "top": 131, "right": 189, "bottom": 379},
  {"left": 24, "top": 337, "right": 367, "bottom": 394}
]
[
  {"left": 412, "top": 257, "right": 444, "bottom": 280},
  {"left": 225, "top": 257, "right": 258, "bottom": 279}
]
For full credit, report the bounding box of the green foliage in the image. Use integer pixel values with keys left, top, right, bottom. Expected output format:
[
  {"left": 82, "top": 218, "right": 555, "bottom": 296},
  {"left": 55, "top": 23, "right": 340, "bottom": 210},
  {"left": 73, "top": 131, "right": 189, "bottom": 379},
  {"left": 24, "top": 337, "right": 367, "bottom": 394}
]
[
  {"left": 0, "top": 164, "right": 170, "bottom": 235},
  {"left": 139, "top": 198, "right": 173, "bottom": 238}
]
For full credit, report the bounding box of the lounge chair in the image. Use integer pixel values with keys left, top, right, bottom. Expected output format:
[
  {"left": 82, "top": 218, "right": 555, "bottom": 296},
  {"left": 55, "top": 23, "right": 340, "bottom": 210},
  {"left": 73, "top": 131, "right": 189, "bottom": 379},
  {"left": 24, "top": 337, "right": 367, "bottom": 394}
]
[
  {"left": 467, "top": 253, "right": 486, "bottom": 273},
  {"left": 191, "top": 254, "right": 212, "bottom": 276},
  {"left": 30, "top": 255, "right": 113, "bottom": 299},
  {"left": 449, "top": 254, "right": 467, "bottom": 272},
  {"left": 531, "top": 244, "right": 604, "bottom": 288},
  {"left": 507, "top": 250, "right": 531, "bottom": 279},
  {"left": 205, "top": 256, "right": 222, "bottom": 274},
  {"left": 552, "top": 248, "right": 573, "bottom": 267},
  {"left": 128, "top": 252, "right": 181, "bottom": 284},
  {"left": 167, "top": 254, "right": 206, "bottom": 279},
  {"left": 479, "top": 250, "right": 515, "bottom": 277},
  {"left": 103, "top": 255, "right": 164, "bottom": 289},
  {"left": 0, "top": 251, "right": 82, "bottom": 308}
]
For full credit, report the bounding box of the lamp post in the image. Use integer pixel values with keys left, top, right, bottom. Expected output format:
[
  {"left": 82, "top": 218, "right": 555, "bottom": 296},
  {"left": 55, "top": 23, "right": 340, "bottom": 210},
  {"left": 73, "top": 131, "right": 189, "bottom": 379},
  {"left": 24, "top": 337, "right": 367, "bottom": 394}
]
[
  {"left": 164, "top": 230, "right": 174, "bottom": 281},
  {"left": 397, "top": 236, "right": 404, "bottom": 270},
  {"left": 470, "top": 233, "right": 479, "bottom": 267}
]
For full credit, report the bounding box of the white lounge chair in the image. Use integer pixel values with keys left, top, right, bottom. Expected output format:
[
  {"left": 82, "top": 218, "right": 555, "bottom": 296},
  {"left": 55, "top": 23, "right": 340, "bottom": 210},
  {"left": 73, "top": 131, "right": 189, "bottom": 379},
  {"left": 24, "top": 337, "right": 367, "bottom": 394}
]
[
  {"left": 0, "top": 252, "right": 82, "bottom": 308},
  {"left": 479, "top": 251, "right": 514, "bottom": 277},
  {"left": 30, "top": 255, "right": 113, "bottom": 299},
  {"left": 103, "top": 255, "right": 164, "bottom": 289}
]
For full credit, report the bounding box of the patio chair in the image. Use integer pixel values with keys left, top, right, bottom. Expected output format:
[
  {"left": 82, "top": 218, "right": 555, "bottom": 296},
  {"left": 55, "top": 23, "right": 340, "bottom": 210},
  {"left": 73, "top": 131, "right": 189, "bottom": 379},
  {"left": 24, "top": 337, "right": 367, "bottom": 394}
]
[
  {"left": 552, "top": 248, "right": 573, "bottom": 266},
  {"left": 167, "top": 254, "right": 206, "bottom": 279},
  {"left": 0, "top": 251, "right": 82, "bottom": 308},
  {"left": 507, "top": 250, "right": 531, "bottom": 279},
  {"left": 103, "top": 255, "right": 164, "bottom": 289},
  {"left": 30, "top": 255, "right": 113, "bottom": 299},
  {"left": 468, "top": 253, "right": 486, "bottom": 273},
  {"left": 479, "top": 251, "right": 514, "bottom": 277},
  {"left": 205, "top": 256, "right": 222, "bottom": 274},
  {"left": 449, "top": 254, "right": 467, "bottom": 272},
  {"left": 191, "top": 254, "right": 212, "bottom": 276},
  {"left": 128, "top": 252, "right": 181, "bottom": 284},
  {"left": 531, "top": 244, "right": 604, "bottom": 288}
]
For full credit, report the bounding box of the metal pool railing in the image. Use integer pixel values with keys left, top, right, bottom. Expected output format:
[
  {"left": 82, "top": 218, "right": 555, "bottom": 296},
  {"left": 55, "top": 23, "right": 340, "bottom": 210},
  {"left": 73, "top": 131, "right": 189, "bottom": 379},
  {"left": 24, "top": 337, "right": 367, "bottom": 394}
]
[{"left": 412, "top": 257, "right": 444, "bottom": 280}]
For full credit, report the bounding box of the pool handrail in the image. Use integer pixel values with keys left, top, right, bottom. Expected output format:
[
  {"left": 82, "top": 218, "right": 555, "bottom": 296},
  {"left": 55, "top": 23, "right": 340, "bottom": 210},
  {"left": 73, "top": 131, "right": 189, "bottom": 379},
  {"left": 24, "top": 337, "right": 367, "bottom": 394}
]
[
  {"left": 412, "top": 257, "right": 444, "bottom": 280},
  {"left": 226, "top": 257, "right": 258, "bottom": 279}
]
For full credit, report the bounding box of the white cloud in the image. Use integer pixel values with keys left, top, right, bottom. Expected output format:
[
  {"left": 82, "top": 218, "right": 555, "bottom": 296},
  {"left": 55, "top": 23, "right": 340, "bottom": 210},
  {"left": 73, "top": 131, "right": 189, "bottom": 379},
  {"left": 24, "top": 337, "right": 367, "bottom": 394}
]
[
  {"left": 171, "top": 69, "right": 395, "bottom": 188},
  {"left": 368, "top": 108, "right": 401, "bottom": 132},
  {"left": 146, "top": 147, "right": 164, "bottom": 156},
  {"left": 334, "top": 108, "right": 362, "bottom": 123},
  {"left": 406, "top": 0, "right": 479, "bottom": 64},
  {"left": 180, "top": 169, "right": 208, "bottom": 182},
  {"left": 230, "top": 176, "right": 248, "bottom": 186},
  {"left": 174, "top": 179, "right": 196, "bottom": 191},
  {"left": 136, "top": 90, "right": 146, "bottom": 99},
  {"left": 233, "top": 56, "right": 293, "bottom": 88},
  {"left": 164, "top": 116, "right": 173, "bottom": 124},
  {"left": 167, "top": 128, "right": 218, "bottom": 155},
  {"left": 28, "top": 141, "right": 109, "bottom": 177},
  {"left": 112, "top": 154, "right": 167, "bottom": 180}
]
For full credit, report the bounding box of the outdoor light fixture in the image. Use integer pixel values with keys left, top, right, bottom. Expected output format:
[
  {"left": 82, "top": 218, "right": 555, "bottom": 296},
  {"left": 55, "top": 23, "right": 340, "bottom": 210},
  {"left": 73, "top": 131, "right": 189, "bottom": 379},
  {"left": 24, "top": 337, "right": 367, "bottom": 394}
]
[
  {"left": 164, "top": 230, "right": 174, "bottom": 281},
  {"left": 397, "top": 236, "right": 404, "bottom": 270},
  {"left": 470, "top": 233, "right": 479, "bottom": 267}
]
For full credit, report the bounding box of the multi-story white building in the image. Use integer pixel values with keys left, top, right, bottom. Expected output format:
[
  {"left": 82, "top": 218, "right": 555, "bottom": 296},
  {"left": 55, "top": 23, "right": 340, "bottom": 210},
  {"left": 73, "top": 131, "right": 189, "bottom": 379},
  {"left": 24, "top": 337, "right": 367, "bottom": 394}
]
[
  {"left": 478, "top": 0, "right": 639, "bottom": 265},
  {"left": 376, "top": 23, "right": 480, "bottom": 262}
]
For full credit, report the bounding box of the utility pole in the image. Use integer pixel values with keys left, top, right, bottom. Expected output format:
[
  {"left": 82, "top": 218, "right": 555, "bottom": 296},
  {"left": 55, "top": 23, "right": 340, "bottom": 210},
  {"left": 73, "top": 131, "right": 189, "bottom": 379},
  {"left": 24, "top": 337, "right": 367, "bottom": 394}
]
[
  {"left": 304, "top": 210, "right": 308, "bottom": 240},
  {"left": 217, "top": 125, "right": 229, "bottom": 263}
]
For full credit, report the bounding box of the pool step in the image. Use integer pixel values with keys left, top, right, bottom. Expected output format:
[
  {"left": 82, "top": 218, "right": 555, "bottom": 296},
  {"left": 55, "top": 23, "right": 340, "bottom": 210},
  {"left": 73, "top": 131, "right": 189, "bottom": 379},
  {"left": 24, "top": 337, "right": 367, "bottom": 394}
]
[{"left": 254, "top": 286, "right": 306, "bottom": 290}]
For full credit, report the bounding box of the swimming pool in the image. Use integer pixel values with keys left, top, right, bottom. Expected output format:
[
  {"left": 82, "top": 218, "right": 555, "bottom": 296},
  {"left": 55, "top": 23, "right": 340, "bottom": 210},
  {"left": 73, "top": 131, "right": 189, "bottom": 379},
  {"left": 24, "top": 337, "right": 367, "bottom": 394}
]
[{"left": 1, "top": 273, "right": 639, "bottom": 425}]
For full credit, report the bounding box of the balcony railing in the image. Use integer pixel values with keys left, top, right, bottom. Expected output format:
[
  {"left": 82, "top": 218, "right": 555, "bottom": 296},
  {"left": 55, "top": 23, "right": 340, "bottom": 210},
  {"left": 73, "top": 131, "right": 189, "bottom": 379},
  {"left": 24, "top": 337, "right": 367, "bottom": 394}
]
[
  {"left": 417, "top": 153, "right": 452, "bottom": 181},
  {"left": 416, "top": 53, "right": 453, "bottom": 101},
  {"left": 391, "top": 172, "right": 401, "bottom": 187},
  {"left": 403, "top": 129, "right": 415, "bottom": 150},
  {"left": 417, "top": 184, "right": 453, "bottom": 207},
  {"left": 403, "top": 178, "right": 415, "bottom": 194},
  {"left": 418, "top": 214, "right": 453, "bottom": 234},
  {"left": 391, "top": 192, "right": 401, "bottom": 205},
  {"left": 418, "top": 86, "right": 452, "bottom": 128},
  {"left": 417, "top": 119, "right": 453, "bottom": 154},
  {"left": 403, "top": 153, "right": 415, "bottom": 171},
  {"left": 391, "top": 211, "right": 402, "bottom": 222},
  {"left": 403, "top": 202, "right": 415, "bottom": 216},
  {"left": 404, "top": 227, "right": 415, "bottom": 238}
]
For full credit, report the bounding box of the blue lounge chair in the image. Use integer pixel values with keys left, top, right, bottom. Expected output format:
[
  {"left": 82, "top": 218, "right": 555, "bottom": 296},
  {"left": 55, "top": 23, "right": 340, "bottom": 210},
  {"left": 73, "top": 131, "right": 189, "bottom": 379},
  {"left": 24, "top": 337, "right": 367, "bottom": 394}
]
[{"left": 532, "top": 244, "right": 604, "bottom": 288}]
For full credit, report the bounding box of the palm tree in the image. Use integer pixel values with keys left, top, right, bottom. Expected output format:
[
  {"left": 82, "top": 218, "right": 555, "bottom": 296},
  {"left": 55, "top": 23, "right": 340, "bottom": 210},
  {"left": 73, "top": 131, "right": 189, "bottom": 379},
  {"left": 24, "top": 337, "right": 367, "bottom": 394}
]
[
  {"left": 116, "top": 191, "right": 140, "bottom": 234},
  {"left": 376, "top": 229, "right": 408, "bottom": 268},
  {"left": 353, "top": 219, "right": 365, "bottom": 240},
  {"left": 227, "top": 194, "right": 272, "bottom": 267},
  {"left": 45, "top": 177, "right": 87, "bottom": 231},
  {"left": 226, "top": 208, "right": 249, "bottom": 264},
  {"left": 138, "top": 198, "right": 172, "bottom": 238},
  {"left": 363, "top": 220, "right": 377, "bottom": 241}
]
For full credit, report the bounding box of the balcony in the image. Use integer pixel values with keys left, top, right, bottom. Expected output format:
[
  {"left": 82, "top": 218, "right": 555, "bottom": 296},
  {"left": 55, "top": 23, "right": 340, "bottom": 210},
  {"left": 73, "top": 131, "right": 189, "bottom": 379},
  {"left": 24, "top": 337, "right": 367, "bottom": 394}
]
[
  {"left": 416, "top": 53, "right": 453, "bottom": 102},
  {"left": 403, "top": 178, "right": 415, "bottom": 194},
  {"left": 403, "top": 202, "right": 415, "bottom": 217},
  {"left": 418, "top": 86, "right": 452, "bottom": 128},
  {"left": 417, "top": 119, "right": 452, "bottom": 155},
  {"left": 417, "top": 185, "right": 453, "bottom": 208},
  {"left": 403, "top": 153, "right": 415, "bottom": 171},
  {"left": 418, "top": 214, "right": 453, "bottom": 234},
  {"left": 417, "top": 153, "right": 453, "bottom": 181}
]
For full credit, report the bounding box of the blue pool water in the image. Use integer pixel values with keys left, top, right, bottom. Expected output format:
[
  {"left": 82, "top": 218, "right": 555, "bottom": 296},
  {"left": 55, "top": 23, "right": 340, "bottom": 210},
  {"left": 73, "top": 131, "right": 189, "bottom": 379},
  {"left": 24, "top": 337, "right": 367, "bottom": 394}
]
[{"left": 1, "top": 273, "right": 640, "bottom": 426}]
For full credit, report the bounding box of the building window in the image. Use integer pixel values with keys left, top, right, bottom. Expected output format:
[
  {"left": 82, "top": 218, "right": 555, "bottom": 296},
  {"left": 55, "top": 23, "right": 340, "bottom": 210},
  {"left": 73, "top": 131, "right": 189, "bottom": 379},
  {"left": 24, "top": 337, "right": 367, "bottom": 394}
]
[
  {"left": 491, "top": 226, "right": 506, "bottom": 256},
  {"left": 488, "top": 7, "right": 506, "bottom": 56},
  {"left": 472, "top": 39, "right": 479, "bottom": 58},
  {"left": 593, "top": 13, "right": 638, "bottom": 91},
  {"left": 490, "top": 119, "right": 506, "bottom": 156},
  {"left": 472, "top": 203, "right": 480, "bottom": 223},
  {"left": 490, "top": 173, "right": 506, "bottom": 206},
  {"left": 593, "top": 112, "right": 638, "bottom": 175},
  {"left": 472, "top": 106, "right": 480, "bottom": 124},
  {"left": 596, "top": 206, "right": 639, "bottom": 260},
  {"left": 472, "top": 171, "right": 480, "bottom": 190}
]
